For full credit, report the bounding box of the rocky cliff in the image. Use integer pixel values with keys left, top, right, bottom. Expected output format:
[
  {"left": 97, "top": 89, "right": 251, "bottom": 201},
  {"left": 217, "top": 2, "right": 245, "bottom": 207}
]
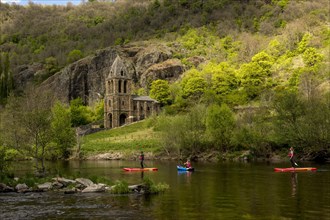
[{"left": 35, "top": 42, "right": 186, "bottom": 106}]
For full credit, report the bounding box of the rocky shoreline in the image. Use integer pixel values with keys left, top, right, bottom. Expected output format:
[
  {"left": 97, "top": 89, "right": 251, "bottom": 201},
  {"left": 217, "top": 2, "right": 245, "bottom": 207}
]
[{"left": 0, "top": 177, "right": 158, "bottom": 194}]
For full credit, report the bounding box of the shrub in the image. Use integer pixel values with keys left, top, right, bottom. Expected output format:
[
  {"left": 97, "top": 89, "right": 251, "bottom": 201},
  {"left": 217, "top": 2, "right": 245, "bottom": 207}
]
[
  {"left": 111, "top": 180, "right": 130, "bottom": 194},
  {"left": 143, "top": 177, "right": 169, "bottom": 194}
]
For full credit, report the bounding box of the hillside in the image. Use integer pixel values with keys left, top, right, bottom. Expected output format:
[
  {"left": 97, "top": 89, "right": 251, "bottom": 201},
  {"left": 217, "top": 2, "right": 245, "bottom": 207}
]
[{"left": 0, "top": 0, "right": 329, "bottom": 162}]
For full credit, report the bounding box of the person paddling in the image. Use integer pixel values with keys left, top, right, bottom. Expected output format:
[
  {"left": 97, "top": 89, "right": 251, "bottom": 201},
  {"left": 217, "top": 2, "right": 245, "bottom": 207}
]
[
  {"left": 139, "top": 151, "right": 145, "bottom": 168},
  {"left": 288, "top": 147, "right": 298, "bottom": 168},
  {"left": 184, "top": 159, "right": 192, "bottom": 168}
]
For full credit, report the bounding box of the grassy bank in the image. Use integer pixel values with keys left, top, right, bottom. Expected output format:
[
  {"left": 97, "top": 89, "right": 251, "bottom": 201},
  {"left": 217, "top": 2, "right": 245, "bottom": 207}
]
[{"left": 80, "top": 120, "right": 163, "bottom": 158}]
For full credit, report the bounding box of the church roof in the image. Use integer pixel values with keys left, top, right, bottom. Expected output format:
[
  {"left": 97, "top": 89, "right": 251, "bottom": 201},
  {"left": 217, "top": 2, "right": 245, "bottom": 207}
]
[{"left": 107, "top": 55, "right": 130, "bottom": 79}]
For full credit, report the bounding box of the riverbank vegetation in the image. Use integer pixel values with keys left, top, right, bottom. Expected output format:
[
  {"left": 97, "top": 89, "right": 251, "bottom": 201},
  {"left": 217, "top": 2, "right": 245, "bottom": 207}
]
[{"left": 0, "top": 0, "right": 329, "bottom": 177}]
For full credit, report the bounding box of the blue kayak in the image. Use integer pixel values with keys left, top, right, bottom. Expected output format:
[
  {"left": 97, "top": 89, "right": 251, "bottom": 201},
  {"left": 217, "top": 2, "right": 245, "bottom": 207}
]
[{"left": 177, "top": 165, "right": 194, "bottom": 171}]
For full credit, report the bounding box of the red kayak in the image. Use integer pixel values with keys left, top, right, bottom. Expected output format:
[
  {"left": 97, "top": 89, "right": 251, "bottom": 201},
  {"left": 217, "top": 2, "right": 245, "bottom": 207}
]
[
  {"left": 274, "top": 167, "right": 317, "bottom": 172},
  {"left": 123, "top": 168, "right": 158, "bottom": 171}
]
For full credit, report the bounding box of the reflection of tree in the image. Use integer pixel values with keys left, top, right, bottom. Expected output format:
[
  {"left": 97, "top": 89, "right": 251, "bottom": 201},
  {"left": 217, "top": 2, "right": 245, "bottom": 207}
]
[{"left": 291, "top": 172, "right": 298, "bottom": 197}]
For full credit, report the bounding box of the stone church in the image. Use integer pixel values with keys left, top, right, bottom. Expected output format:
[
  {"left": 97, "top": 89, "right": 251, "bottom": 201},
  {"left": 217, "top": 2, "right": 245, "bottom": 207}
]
[{"left": 104, "top": 56, "right": 160, "bottom": 128}]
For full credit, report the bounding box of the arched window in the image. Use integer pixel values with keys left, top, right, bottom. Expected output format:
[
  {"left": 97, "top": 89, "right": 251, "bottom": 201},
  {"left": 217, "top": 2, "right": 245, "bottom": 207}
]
[
  {"left": 124, "top": 80, "right": 127, "bottom": 93},
  {"left": 118, "top": 80, "right": 122, "bottom": 93},
  {"left": 108, "top": 113, "right": 113, "bottom": 128}
]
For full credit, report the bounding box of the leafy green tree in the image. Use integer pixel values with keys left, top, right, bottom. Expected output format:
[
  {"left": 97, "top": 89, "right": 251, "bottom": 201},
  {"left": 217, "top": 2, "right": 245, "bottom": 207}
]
[
  {"left": 290, "top": 48, "right": 324, "bottom": 99},
  {"left": 21, "top": 89, "right": 54, "bottom": 174},
  {"left": 51, "top": 101, "right": 76, "bottom": 159},
  {"left": 0, "top": 94, "right": 26, "bottom": 152},
  {"left": 297, "top": 33, "right": 312, "bottom": 54},
  {"left": 156, "top": 104, "right": 207, "bottom": 157},
  {"left": 179, "top": 29, "right": 203, "bottom": 50},
  {"left": 44, "top": 56, "right": 59, "bottom": 76},
  {"left": 206, "top": 104, "right": 235, "bottom": 151},
  {"left": 67, "top": 49, "right": 83, "bottom": 64},
  {"left": 137, "top": 88, "right": 147, "bottom": 96},
  {"left": 231, "top": 107, "right": 274, "bottom": 156},
  {"left": 302, "top": 47, "right": 324, "bottom": 67},
  {"left": 149, "top": 79, "right": 172, "bottom": 106},
  {"left": 1, "top": 89, "right": 54, "bottom": 175},
  {"left": 208, "top": 62, "right": 238, "bottom": 97},
  {"left": 239, "top": 51, "right": 275, "bottom": 100},
  {"left": 273, "top": 90, "right": 330, "bottom": 161},
  {"left": 180, "top": 69, "right": 208, "bottom": 102},
  {"left": 272, "top": 91, "right": 305, "bottom": 147},
  {"left": 156, "top": 114, "right": 187, "bottom": 155},
  {"left": 300, "top": 93, "right": 330, "bottom": 156},
  {"left": 90, "top": 99, "right": 104, "bottom": 122},
  {"left": 70, "top": 98, "right": 92, "bottom": 127},
  {"left": 183, "top": 76, "right": 207, "bottom": 100}
]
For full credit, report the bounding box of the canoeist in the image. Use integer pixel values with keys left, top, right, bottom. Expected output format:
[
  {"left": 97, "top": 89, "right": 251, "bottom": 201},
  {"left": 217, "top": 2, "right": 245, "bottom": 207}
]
[{"left": 184, "top": 159, "right": 191, "bottom": 168}]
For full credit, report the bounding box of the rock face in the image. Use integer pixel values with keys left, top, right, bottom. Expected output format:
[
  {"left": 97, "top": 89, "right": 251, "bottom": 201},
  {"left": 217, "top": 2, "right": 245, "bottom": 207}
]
[{"left": 37, "top": 42, "right": 185, "bottom": 106}]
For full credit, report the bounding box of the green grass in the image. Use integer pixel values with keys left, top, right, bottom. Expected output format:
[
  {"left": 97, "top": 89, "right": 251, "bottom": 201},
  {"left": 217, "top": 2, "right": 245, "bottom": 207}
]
[{"left": 81, "top": 120, "right": 162, "bottom": 157}]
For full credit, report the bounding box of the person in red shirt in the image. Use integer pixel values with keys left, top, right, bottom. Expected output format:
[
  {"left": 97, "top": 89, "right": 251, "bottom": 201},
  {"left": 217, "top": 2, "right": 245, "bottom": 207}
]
[{"left": 288, "top": 147, "right": 298, "bottom": 167}]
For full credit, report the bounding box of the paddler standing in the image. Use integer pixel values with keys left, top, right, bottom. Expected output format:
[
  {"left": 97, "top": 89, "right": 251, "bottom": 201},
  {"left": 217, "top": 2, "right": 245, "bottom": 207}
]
[
  {"left": 288, "top": 147, "right": 298, "bottom": 168},
  {"left": 139, "top": 151, "right": 145, "bottom": 168}
]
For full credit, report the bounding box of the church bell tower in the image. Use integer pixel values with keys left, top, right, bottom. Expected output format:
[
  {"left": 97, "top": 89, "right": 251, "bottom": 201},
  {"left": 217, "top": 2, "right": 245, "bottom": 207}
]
[{"left": 104, "top": 56, "right": 132, "bottom": 128}]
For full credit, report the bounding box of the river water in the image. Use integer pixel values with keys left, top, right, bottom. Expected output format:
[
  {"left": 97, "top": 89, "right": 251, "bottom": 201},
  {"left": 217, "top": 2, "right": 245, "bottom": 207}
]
[{"left": 1, "top": 160, "right": 329, "bottom": 220}]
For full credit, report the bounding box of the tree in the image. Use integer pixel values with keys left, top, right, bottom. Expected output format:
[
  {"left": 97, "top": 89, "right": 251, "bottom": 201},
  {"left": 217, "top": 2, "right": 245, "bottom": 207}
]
[
  {"left": 91, "top": 99, "right": 104, "bottom": 122},
  {"left": 67, "top": 49, "right": 83, "bottom": 64},
  {"left": 206, "top": 104, "right": 235, "bottom": 151},
  {"left": 209, "top": 62, "right": 238, "bottom": 97},
  {"left": 156, "top": 104, "right": 207, "bottom": 157},
  {"left": 273, "top": 90, "right": 330, "bottom": 161},
  {"left": 70, "top": 97, "right": 92, "bottom": 127},
  {"left": 51, "top": 101, "right": 76, "bottom": 159},
  {"left": 239, "top": 51, "right": 275, "bottom": 100},
  {"left": 182, "top": 76, "right": 207, "bottom": 100},
  {"left": 21, "top": 89, "right": 54, "bottom": 174},
  {"left": 44, "top": 56, "right": 59, "bottom": 76},
  {"left": 0, "top": 53, "right": 14, "bottom": 104},
  {"left": 149, "top": 79, "right": 172, "bottom": 106},
  {"left": 0, "top": 94, "right": 30, "bottom": 156},
  {"left": 1, "top": 89, "right": 54, "bottom": 175}
]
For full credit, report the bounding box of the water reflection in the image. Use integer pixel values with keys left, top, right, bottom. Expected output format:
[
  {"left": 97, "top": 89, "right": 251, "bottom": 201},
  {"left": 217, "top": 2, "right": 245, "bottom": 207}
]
[
  {"left": 291, "top": 172, "right": 298, "bottom": 197},
  {"left": 2, "top": 161, "right": 329, "bottom": 220},
  {"left": 177, "top": 171, "right": 192, "bottom": 177}
]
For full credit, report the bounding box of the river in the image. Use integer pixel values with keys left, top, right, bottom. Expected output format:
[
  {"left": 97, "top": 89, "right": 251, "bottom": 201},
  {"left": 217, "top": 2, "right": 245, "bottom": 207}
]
[{"left": 1, "top": 160, "right": 329, "bottom": 220}]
